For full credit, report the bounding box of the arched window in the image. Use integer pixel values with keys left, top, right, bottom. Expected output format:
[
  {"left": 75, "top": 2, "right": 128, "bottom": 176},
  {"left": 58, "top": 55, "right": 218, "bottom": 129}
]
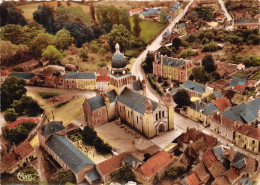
[
  {"left": 159, "top": 111, "right": 161, "bottom": 119},
  {"left": 156, "top": 114, "right": 158, "bottom": 120},
  {"left": 162, "top": 111, "right": 165, "bottom": 118}
]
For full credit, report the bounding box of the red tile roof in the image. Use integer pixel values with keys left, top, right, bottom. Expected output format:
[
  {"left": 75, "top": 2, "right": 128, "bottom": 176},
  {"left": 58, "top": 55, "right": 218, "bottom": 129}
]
[
  {"left": 0, "top": 152, "right": 18, "bottom": 173},
  {"left": 214, "top": 97, "right": 231, "bottom": 110},
  {"left": 96, "top": 67, "right": 109, "bottom": 76},
  {"left": 234, "top": 84, "right": 244, "bottom": 91},
  {"left": 97, "top": 153, "right": 126, "bottom": 176},
  {"left": 45, "top": 76, "right": 62, "bottom": 81},
  {"left": 225, "top": 168, "right": 239, "bottom": 183},
  {"left": 203, "top": 149, "right": 218, "bottom": 169},
  {"left": 130, "top": 8, "right": 143, "bottom": 13},
  {"left": 190, "top": 28, "right": 197, "bottom": 33},
  {"left": 0, "top": 70, "right": 11, "bottom": 76},
  {"left": 186, "top": 173, "right": 201, "bottom": 185},
  {"left": 96, "top": 76, "right": 110, "bottom": 82},
  {"left": 236, "top": 125, "right": 260, "bottom": 140},
  {"left": 15, "top": 140, "right": 34, "bottom": 159},
  {"left": 136, "top": 150, "right": 175, "bottom": 178},
  {"left": 204, "top": 135, "right": 217, "bottom": 146},
  {"left": 2, "top": 118, "right": 39, "bottom": 131}
]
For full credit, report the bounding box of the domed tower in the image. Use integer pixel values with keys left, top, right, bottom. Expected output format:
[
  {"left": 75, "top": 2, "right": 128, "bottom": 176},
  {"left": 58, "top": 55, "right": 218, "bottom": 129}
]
[
  {"left": 109, "top": 43, "right": 133, "bottom": 94},
  {"left": 144, "top": 99, "right": 154, "bottom": 138},
  {"left": 165, "top": 92, "right": 174, "bottom": 130}
]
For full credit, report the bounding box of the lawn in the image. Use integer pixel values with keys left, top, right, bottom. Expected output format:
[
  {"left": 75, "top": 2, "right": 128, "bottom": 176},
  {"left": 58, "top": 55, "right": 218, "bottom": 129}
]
[
  {"left": 38, "top": 92, "right": 59, "bottom": 99},
  {"left": 250, "top": 71, "right": 260, "bottom": 80},
  {"left": 232, "top": 72, "right": 247, "bottom": 78},
  {"left": 129, "top": 17, "right": 165, "bottom": 44},
  {"left": 18, "top": 1, "right": 90, "bottom": 21}
]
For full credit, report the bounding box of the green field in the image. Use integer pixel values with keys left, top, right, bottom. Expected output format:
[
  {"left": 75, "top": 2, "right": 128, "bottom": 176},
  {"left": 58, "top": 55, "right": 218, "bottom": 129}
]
[
  {"left": 250, "top": 71, "right": 260, "bottom": 80},
  {"left": 232, "top": 72, "right": 247, "bottom": 78},
  {"left": 129, "top": 17, "right": 165, "bottom": 44}
]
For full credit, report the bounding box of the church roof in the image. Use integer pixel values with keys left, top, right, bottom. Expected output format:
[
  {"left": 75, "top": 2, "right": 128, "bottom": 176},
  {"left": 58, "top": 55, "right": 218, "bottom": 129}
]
[
  {"left": 117, "top": 88, "right": 158, "bottom": 115},
  {"left": 41, "top": 121, "right": 65, "bottom": 137},
  {"left": 46, "top": 134, "right": 95, "bottom": 174},
  {"left": 112, "top": 53, "right": 126, "bottom": 68}
]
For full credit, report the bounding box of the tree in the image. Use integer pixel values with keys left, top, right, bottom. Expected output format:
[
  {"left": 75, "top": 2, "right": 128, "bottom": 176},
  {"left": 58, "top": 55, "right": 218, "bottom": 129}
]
[
  {"left": 33, "top": 3, "right": 55, "bottom": 33},
  {"left": 98, "top": 47, "right": 107, "bottom": 56},
  {"left": 119, "top": 9, "right": 131, "bottom": 32},
  {"left": 167, "top": 166, "right": 185, "bottom": 178},
  {"left": 0, "top": 2, "right": 27, "bottom": 26},
  {"left": 107, "top": 24, "right": 130, "bottom": 52},
  {"left": 158, "top": 46, "right": 171, "bottom": 56},
  {"left": 172, "top": 37, "right": 181, "bottom": 50},
  {"left": 82, "top": 126, "right": 97, "bottom": 146},
  {"left": 11, "top": 95, "right": 43, "bottom": 116},
  {"left": 66, "top": 1, "right": 71, "bottom": 7},
  {"left": 55, "top": 29, "right": 74, "bottom": 50},
  {"left": 100, "top": 18, "right": 113, "bottom": 34},
  {"left": 143, "top": 51, "right": 154, "bottom": 73},
  {"left": 203, "top": 41, "right": 218, "bottom": 52},
  {"left": 180, "top": 49, "right": 197, "bottom": 58},
  {"left": 173, "top": 89, "right": 191, "bottom": 107},
  {"left": 4, "top": 108, "right": 18, "bottom": 122},
  {"left": 1, "top": 77, "right": 26, "bottom": 111},
  {"left": 186, "top": 34, "right": 197, "bottom": 44},
  {"left": 195, "top": 7, "right": 215, "bottom": 21},
  {"left": 0, "top": 41, "right": 19, "bottom": 61},
  {"left": 97, "top": 62, "right": 107, "bottom": 68},
  {"left": 90, "top": 3, "right": 95, "bottom": 20},
  {"left": 52, "top": 169, "right": 76, "bottom": 184},
  {"left": 0, "top": 24, "right": 27, "bottom": 45},
  {"left": 202, "top": 55, "right": 215, "bottom": 73},
  {"left": 160, "top": 10, "right": 167, "bottom": 24},
  {"left": 93, "top": 137, "right": 112, "bottom": 154},
  {"left": 112, "top": 165, "right": 135, "bottom": 183},
  {"left": 133, "top": 14, "right": 141, "bottom": 37},
  {"left": 80, "top": 48, "right": 88, "bottom": 61},
  {"left": 30, "top": 32, "right": 55, "bottom": 57},
  {"left": 192, "top": 67, "right": 210, "bottom": 83},
  {"left": 96, "top": 5, "right": 120, "bottom": 26},
  {"left": 4, "top": 124, "right": 29, "bottom": 144},
  {"left": 57, "top": 1, "right": 61, "bottom": 7},
  {"left": 42, "top": 45, "right": 64, "bottom": 64}
]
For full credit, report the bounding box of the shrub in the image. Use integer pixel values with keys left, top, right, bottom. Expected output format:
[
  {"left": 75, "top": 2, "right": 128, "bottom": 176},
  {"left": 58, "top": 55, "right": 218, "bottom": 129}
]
[
  {"left": 4, "top": 108, "right": 18, "bottom": 122},
  {"left": 38, "top": 92, "right": 59, "bottom": 99}
]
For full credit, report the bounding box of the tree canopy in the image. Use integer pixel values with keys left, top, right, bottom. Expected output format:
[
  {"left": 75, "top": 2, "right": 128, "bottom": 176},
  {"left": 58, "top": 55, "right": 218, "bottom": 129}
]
[
  {"left": 42, "top": 45, "right": 64, "bottom": 64},
  {"left": 1, "top": 77, "right": 26, "bottom": 111},
  {"left": 55, "top": 28, "right": 74, "bottom": 50},
  {"left": 51, "top": 169, "right": 76, "bottom": 184},
  {"left": 202, "top": 55, "right": 215, "bottom": 73},
  {"left": 4, "top": 108, "right": 18, "bottom": 122},
  {"left": 133, "top": 14, "right": 141, "bottom": 37},
  {"left": 173, "top": 89, "right": 191, "bottom": 107},
  {"left": 172, "top": 37, "right": 181, "bottom": 50},
  {"left": 112, "top": 165, "right": 135, "bottom": 183},
  {"left": 82, "top": 125, "right": 97, "bottom": 146}
]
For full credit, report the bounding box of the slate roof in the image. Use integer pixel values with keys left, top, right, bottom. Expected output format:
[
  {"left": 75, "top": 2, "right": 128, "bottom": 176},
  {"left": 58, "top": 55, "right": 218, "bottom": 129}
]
[
  {"left": 172, "top": 2, "right": 180, "bottom": 12},
  {"left": 162, "top": 56, "right": 185, "bottom": 67},
  {"left": 163, "top": 30, "right": 171, "bottom": 36},
  {"left": 11, "top": 72, "right": 35, "bottom": 79},
  {"left": 117, "top": 88, "right": 158, "bottom": 115},
  {"left": 167, "top": 15, "right": 172, "bottom": 20},
  {"left": 41, "top": 121, "right": 65, "bottom": 137},
  {"left": 183, "top": 80, "right": 206, "bottom": 94},
  {"left": 123, "top": 153, "right": 142, "bottom": 166},
  {"left": 142, "top": 8, "right": 160, "bottom": 16},
  {"left": 136, "top": 150, "right": 175, "bottom": 178},
  {"left": 46, "top": 134, "right": 95, "bottom": 174},
  {"left": 231, "top": 152, "right": 245, "bottom": 169},
  {"left": 112, "top": 53, "right": 126, "bottom": 68},
  {"left": 213, "top": 91, "right": 223, "bottom": 99},
  {"left": 87, "top": 90, "right": 117, "bottom": 111},
  {"left": 86, "top": 168, "right": 100, "bottom": 182},
  {"left": 132, "top": 80, "right": 143, "bottom": 91},
  {"left": 222, "top": 98, "right": 260, "bottom": 123},
  {"left": 170, "top": 87, "right": 181, "bottom": 95},
  {"left": 234, "top": 18, "right": 259, "bottom": 24},
  {"left": 63, "top": 72, "right": 95, "bottom": 79},
  {"left": 214, "top": 146, "right": 224, "bottom": 163},
  {"left": 240, "top": 177, "right": 253, "bottom": 185},
  {"left": 189, "top": 101, "right": 218, "bottom": 116},
  {"left": 178, "top": 23, "right": 186, "bottom": 29},
  {"left": 230, "top": 77, "right": 246, "bottom": 87}
]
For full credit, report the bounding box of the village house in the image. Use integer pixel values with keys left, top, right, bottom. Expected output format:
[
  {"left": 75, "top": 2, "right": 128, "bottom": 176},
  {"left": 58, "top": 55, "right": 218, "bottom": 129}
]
[
  {"left": 214, "top": 97, "right": 231, "bottom": 111},
  {"left": 237, "top": 63, "right": 245, "bottom": 71},
  {"left": 230, "top": 77, "right": 246, "bottom": 91},
  {"left": 153, "top": 53, "right": 194, "bottom": 83},
  {"left": 84, "top": 44, "right": 175, "bottom": 138},
  {"left": 129, "top": 8, "right": 143, "bottom": 17},
  {"left": 234, "top": 125, "right": 260, "bottom": 154},
  {"left": 11, "top": 72, "right": 35, "bottom": 84},
  {"left": 96, "top": 76, "right": 110, "bottom": 91},
  {"left": 63, "top": 72, "right": 96, "bottom": 90},
  {"left": 187, "top": 100, "right": 218, "bottom": 127},
  {"left": 192, "top": 162, "right": 211, "bottom": 184},
  {"left": 0, "top": 69, "right": 11, "bottom": 83},
  {"left": 175, "top": 23, "right": 187, "bottom": 35},
  {"left": 43, "top": 76, "right": 63, "bottom": 88},
  {"left": 96, "top": 67, "right": 109, "bottom": 76},
  {"left": 172, "top": 2, "right": 181, "bottom": 17},
  {"left": 37, "top": 121, "right": 99, "bottom": 184},
  {"left": 182, "top": 173, "right": 201, "bottom": 185},
  {"left": 0, "top": 140, "right": 36, "bottom": 174},
  {"left": 135, "top": 150, "right": 176, "bottom": 184},
  {"left": 233, "top": 18, "right": 260, "bottom": 29},
  {"left": 139, "top": 8, "right": 160, "bottom": 21}
]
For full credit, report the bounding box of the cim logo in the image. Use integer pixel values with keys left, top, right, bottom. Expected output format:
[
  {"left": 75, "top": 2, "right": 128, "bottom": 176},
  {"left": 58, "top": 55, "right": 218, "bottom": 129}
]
[{"left": 17, "top": 171, "right": 38, "bottom": 182}]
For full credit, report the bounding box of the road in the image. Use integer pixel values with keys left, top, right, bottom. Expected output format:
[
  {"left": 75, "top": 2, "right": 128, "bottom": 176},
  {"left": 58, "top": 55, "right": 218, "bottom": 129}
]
[
  {"left": 26, "top": 86, "right": 96, "bottom": 99},
  {"left": 131, "top": 0, "right": 194, "bottom": 102},
  {"left": 218, "top": 0, "right": 232, "bottom": 21}
]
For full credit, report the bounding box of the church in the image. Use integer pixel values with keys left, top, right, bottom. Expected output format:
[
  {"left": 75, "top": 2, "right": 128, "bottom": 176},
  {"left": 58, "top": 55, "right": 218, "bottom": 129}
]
[{"left": 83, "top": 44, "right": 174, "bottom": 138}]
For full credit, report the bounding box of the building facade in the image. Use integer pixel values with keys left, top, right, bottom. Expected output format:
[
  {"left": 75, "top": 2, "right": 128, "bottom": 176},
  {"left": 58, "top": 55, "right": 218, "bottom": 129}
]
[
  {"left": 234, "top": 18, "right": 260, "bottom": 29},
  {"left": 63, "top": 72, "right": 96, "bottom": 90},
  {"left": 153, "top": 53, "right": 194, "bottom": 83},
  {"left": 96, "top": 76, "right": 110, "bottom": 91}
]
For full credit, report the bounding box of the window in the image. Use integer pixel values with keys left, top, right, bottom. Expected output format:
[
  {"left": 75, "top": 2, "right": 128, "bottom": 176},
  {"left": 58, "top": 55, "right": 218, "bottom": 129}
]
[
  {"left": 120, "top": 106, "right": 121, "bottom": 112},
  {"left": 137, "top": 116, "right": 138, "bottom": 123},
  {"left": 252, "top": 140, "right": 255, "bottom": 144},
  {"left": 159, "top": 111, "right": 161, "bottom": 119},
  {"left": 238, "top": 135, "right": 241, "bottom": 139},
  {"left": 156, "top": 114, "right": 158, "bottom": 121},
  {"left": 128, "top": 111, "right": 130, "bottom": 118},
  {"left": 162, "top": 111, "right": 164, "bottom": 117}
]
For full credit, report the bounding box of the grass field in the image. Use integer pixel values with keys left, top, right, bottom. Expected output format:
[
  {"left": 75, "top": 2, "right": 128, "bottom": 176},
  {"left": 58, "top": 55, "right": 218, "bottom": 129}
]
[
  {"left": 18, "top": 1, "right": 90, "bottom": 21},
  {"left": 232, "top": 72, "right": 247, "bottom": 78},
  {"left": 250, "top": 71, "right": 260, "bottom": 80},
  {"left": 239, "top": 45, "right": 260, "bottom": 57},
  {"left": 129, "top": 17, "right": 165, "bottom": 44}
]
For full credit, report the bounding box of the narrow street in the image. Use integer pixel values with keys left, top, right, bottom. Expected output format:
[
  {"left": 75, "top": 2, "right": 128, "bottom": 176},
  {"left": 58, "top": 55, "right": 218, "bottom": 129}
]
[{"left": 131, "top": 0, "right": 194, "bottom": 102}]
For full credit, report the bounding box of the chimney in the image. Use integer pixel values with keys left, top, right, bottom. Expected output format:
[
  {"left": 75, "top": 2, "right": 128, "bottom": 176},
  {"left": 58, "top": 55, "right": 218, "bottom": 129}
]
[
  {"left": 132, "top": 161, "right": 136, "bottom": 169},
  {"left": 142, "top": 80, "right": 146, "bottom": 97}
]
